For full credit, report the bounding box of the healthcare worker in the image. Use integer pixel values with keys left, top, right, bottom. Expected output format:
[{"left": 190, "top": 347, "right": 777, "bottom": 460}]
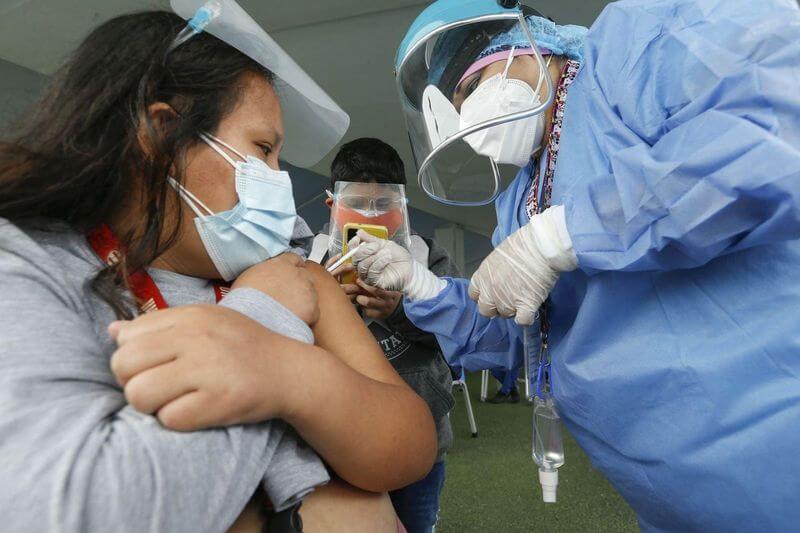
[{"left": 350, "top": 0, "right": 800, "bottom": 530}]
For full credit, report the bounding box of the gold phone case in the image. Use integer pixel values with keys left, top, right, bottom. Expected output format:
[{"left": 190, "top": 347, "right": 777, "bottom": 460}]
[{"left": 341, "top": 223, "right": 389, "bottom": 284}]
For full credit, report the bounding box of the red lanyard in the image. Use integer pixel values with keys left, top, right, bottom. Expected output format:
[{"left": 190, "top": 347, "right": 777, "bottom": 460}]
[{"left": 87, "top": 224, "right": 229, "bottom": 314}]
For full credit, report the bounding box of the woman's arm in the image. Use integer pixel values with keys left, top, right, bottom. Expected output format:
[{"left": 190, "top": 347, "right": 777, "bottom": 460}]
[
  {"left": 282, "top": 261, "right": 437, "bottom": 492},
  {"left": 231, "top": 255, "right": 439, "bottom": 489},
  {"left": 110, "top": 300, "right": 434, "bottom": 493},
  {"left": 111, "top": 256, "right": 437, "bottom": 493},
  {"left": 0, "top": 227, "right": 324, "bottom": 532}
]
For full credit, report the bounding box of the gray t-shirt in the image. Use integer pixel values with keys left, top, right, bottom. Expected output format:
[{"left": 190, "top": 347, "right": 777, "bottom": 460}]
[{"left": 0, "top": 219, "right": 329, "bottom": 532}]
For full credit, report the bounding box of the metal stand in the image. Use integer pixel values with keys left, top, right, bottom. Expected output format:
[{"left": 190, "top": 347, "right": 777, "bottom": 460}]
[
  {"left": 480, "top": 369, "right": 489, "bottom": 402},
  {"left": 452, "top": 370, "right": 478, "bottom": 438}
]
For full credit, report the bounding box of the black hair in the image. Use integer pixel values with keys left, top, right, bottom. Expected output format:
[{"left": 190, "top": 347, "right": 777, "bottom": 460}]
[
  {"left": 0, "top": 11, "right": 272, "bottom": 318},
  {"left": 329, "top": 138, "right": 406, "bottom": 189}
]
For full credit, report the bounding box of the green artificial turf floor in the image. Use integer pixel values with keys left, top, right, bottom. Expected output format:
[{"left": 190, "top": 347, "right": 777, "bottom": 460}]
[{"left": 437, "top": 372, "right": 638, "bottom": 532}]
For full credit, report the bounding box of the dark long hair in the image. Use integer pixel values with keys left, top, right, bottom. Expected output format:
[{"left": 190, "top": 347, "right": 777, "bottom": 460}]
[{"left": 0, "top": 11, "right": 272, "bottom": 318}]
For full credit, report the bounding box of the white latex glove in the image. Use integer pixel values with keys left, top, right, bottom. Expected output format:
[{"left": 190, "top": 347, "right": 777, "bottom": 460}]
[
  {"left": 469, "top": 205, "right": 578, "bottom": 326},
  {"left": 349, "top": 230, "right": 447, "bottom": 301}
]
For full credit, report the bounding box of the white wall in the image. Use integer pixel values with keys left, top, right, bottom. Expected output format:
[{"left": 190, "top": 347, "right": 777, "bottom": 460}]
[{"left": 0, "top": 59, "right": 46, "bottom": 134}]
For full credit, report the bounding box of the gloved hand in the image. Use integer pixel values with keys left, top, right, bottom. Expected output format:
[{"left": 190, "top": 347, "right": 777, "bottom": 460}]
[
  {"left": 469, "top": 205, "right": 578, "bottom": 326},
  {"left": 349, "top": 230, "right": 447, "bottom": 301}
]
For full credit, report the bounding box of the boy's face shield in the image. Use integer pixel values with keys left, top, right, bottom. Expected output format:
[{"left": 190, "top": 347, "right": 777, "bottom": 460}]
[
  {"left": 327, "top": 182, "right": 412, "bottom": 258},
  {"left": 396, "top": 13, "right": 554, "bottom": 206}
]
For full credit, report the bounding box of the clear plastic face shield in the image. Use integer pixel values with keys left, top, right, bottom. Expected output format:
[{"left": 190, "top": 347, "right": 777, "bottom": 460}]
[
  {"left": 396, "top": 12, "right": 554, "bottom": 206},
  {"left": 170, "top": 0, "right": 350, "bottom": 168},
  {"left": 327, "top": 182, "right": 412, "bottom": 258}
]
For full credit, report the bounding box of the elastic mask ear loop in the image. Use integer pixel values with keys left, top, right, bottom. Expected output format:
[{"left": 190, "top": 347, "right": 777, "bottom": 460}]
[
  {"left": 168, "top": 177, "right": 215, "bottom": 218},
  {"left": 198, "top": 132, "right": 245, "bottom": 168},
  {"left": 533, "top": 54, "right": 554, "bottom": 100},
  {"left": 500, "top": 46, "right": 518, "bottom": 85},
  {"left": 204, "top": 132, "right": 247, "bottom": 161}
]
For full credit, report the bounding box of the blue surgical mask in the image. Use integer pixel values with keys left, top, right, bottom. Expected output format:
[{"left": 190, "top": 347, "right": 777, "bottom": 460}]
[{"left": 169, "top": 133, "right": 297, "bottom": 281}]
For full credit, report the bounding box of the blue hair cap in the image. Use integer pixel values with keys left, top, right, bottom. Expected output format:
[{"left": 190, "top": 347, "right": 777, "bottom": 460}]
[{"left": 486, "top": 16, "right": 588, "bottom": 62}]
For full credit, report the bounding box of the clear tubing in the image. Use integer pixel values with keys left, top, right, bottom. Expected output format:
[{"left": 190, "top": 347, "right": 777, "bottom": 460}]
[
  {"left": 167, "top": 0, "right": 223, "bottom": 54},
  {"left": 167, "top": 26, "right": 198, "bottom": 54}
]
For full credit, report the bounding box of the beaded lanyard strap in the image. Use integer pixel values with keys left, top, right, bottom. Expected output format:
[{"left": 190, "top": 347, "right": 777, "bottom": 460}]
[
  {"left": 521, "top": 59, "right": 581, "bottom": 394},
  {"left": 525, "top": 59, "right": 581, "bottom": 220}
]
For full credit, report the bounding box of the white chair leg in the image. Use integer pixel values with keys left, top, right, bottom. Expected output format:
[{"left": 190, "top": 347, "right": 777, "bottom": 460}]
[
  {"left": 461, "top": 378, "right": 478, "bottom": 438},
  {"left": 480, "top": 369, "right": 489, "bottom": 402}
]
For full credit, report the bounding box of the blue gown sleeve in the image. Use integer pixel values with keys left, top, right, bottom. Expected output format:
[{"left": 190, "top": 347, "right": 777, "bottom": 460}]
[
  {"left": 403, "top": 278, "right": 523, "bottom": 373},
  {"left": 561, "top": 0, "right": 800, "bottom": 272},
  {"left": 400, "top": 164, "right": 535, "bottom": 373}
]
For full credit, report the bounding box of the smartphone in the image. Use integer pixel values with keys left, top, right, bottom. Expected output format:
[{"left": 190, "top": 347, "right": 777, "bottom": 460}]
[{"left": 341, "top": 223, "right": 389, "bottom": 284}]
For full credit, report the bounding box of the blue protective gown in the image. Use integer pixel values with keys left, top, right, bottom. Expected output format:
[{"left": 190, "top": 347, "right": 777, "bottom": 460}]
[{"left": 406, "top": 0, "right": 800, "bottom": 530}]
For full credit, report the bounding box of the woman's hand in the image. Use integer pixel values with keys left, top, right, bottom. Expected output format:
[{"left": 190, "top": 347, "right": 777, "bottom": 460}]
[
  {"left": 108, "top": 305, "right": 301, "bottom": 431},
  {"left": 233, "top": 252, "right": 319, "bottom": 325}
]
